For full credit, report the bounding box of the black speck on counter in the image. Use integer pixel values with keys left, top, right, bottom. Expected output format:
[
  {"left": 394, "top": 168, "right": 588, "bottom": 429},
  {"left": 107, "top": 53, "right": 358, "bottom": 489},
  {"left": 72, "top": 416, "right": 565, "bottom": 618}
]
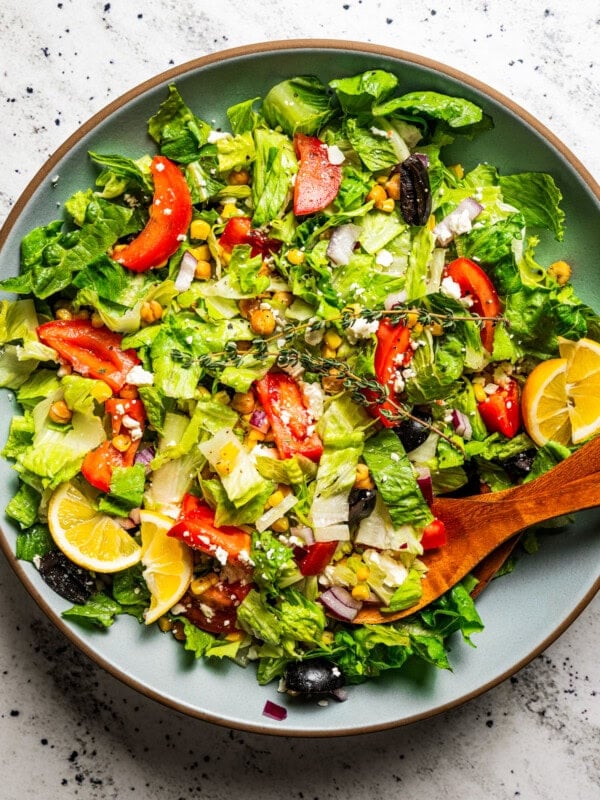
[
  {"left": 431, "top": 8, "right": 437, "bottom": 14},
  {"left": 104, "top": 3, "right": 111, "bottom": 11},
  {"left": 10, "top": 709, "right": 19, "bottom": 717}
]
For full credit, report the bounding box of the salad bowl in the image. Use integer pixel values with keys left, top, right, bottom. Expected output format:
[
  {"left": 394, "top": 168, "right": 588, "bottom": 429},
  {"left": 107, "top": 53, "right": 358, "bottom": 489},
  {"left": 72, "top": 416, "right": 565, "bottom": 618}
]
[{"left": 0, "top": 40, "right": 598, "bottom": 736}]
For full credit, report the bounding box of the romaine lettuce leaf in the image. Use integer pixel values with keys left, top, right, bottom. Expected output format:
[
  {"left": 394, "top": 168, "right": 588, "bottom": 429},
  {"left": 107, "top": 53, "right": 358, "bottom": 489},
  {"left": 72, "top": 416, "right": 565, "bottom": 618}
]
[
  {"left": 262, "top": 76, "right": 336, "bottom": 137},
  {"left": 147, "top": 84, "right": 211, "bottom": 163}
]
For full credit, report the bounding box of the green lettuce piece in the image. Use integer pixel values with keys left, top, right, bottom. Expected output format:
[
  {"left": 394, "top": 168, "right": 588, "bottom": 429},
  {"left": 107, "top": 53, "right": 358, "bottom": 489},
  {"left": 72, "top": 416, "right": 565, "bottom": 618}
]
[
  {"left": 499, "top": 172, "right": 565, "bottom": 241},
  {"left": 2, "top": 414, "right": 35, "bottom": 461},
  {"left": 5, "top": 481, "right": 40, "bottom": 529},
  {"left": 0, "top": 198, "right": 134, "bottom": 299},
  {"left": 227, "top": 96, "right": 261, "bottom": 134},
  {"left": 0, "top": 299, "right": 57, "bottom": 388},
  {"left": 386, "top": 568, "right": 423, "bottom": 612},
  {"left": 358, "top": 209, "right": 408, "bottom": 254},
  {"left": 148, "top": 84, "right": 211, "bottom": 163},
  {"left": 250, "top": 530, "right": 300, "bottom": 596},
  {"left": 419, "top": 580, "right": 484, "bottom": 644},
  {"left": 73, "top": 256, "right": 177, "bottom": 333},
  {"left": 251, "top": 127, "right": 297, "bottom": 226},
  {"left": 406, "top": 329, "right": 466, "bottom": 404},
  {"left": 373, "top": 91, "right": 483, "bottom": 128},
  {"left": 0, "top": 345, "right": 39, "bottom": 389},
  {"left": 278, "top": 589, "right": 326, "bottom": 647},
  {"left": 216, "top": 131, "right": 255, "bottom": 173},
  {"left": 237, "top": 589, "right": 282, "bottom": 646},
  {"left": 185, "top": 159, "right": 225, "bottom": 203},
  {"left": 404, "top": 226, "right": 436, "bottom": 301},
  {"left": 177, "top": 617, "right": 245, "bottom": 660},
  {"left": 89, "top": 151, "right": 153, "bottom": 197},
  {"left": 362, "top": 429, "right": 433, "bottom": 528},
  {"left": 330, "top": 69, "right": 398, "bottom": 114},
  {"left": 345, "top": 118, "right": 398, "bottom": 172},
  {"left": 61, "top": 374, "right": 113, "bottom": 415},
  {"left": 16, "top": 370, "right": 61, "bottom": 410},
  {"left": 200, "top": 477, "right": 274, "bottom": 527},
  {"left": 227, "top": 244, "right": 270, "bottom": 295},
  {"left": 99, "top": 464, "right": 146, "bottom": 516},
  {"left": 262, "top": 76, "right": 336, "bottom": 136},
  {"left": 15, "top": 523, "right": 55, "bottom": 562},
  {"left": 62, "top": 593, "right": 123, "bottom": 628}
]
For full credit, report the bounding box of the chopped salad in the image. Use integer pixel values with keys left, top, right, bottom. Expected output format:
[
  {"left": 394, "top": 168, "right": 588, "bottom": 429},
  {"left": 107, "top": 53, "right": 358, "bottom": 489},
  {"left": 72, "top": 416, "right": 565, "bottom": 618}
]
[{"left": 1, "top": 69, "right": 598, "bottom": 699}]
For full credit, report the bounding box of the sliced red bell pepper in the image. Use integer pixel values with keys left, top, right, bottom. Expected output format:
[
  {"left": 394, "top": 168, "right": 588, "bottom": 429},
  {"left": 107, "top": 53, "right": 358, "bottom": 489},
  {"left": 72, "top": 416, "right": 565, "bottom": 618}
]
[
  {"left": 420, "top": 518, "right": 447, "bottom": 550},
  {"left": 114, "top": 155, "right": 192, "bottom": 272},
  {"left": 219, "top": 216, "right": 281, "bottom": 258},
  {"left": 477, "top": 377, "right": 521, "bottom": 438},
  {"left": 296, "top": 541, "right": 338, "bottom": 576},
  {"left": 367, "top": 318, "right": 412, "bottom": 427},
  {"left": 105, "top": 396, "right": 146, "bottom": 436},
  {"left": 37, "top": 319, "right": 140, "bottom": 392},
  {"left": 445, "top": 257, "right": 501, "bottom": 352},
  {"left": 254, "top": 372, "right": 323, "bottom": 461},
  {"left": 293, "top": 133, "right": 342, "bottom": 216},
  {"left": 81, "top": 440, "right": 137, "bottom": 493},
  {"left": 168, "top": 503, "right": 252, "bottom": 566}
]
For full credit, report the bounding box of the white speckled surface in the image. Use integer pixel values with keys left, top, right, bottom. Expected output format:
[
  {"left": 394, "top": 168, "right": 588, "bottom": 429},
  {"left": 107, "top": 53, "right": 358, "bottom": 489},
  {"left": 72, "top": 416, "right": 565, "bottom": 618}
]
[{"left": 0, "top": 1, "right": 598, "bottom": 797}]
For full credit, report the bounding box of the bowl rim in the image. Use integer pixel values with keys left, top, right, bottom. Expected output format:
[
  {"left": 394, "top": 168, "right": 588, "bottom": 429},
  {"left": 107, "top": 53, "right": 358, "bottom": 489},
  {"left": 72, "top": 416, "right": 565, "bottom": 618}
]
[{"left": 0, "top": 38, "right": 598, "bottom": 738}]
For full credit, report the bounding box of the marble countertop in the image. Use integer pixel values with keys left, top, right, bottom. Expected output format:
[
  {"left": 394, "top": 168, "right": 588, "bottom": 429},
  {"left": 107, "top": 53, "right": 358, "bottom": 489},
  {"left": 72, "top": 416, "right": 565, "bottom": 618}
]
[{"left": 0, "top": 1, "right": 598, "bottom": 798}]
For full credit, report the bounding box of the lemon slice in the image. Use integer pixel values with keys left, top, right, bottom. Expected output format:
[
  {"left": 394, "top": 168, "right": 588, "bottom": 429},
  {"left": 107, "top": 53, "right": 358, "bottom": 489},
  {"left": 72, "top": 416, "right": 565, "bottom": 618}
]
[
  {"left": 139, "top": 509, "right": 193, "bottom": 625},
  {"left": 521, "top": 337, "right": 600, "bottom": 446},
  {"left": 48, "top": 481, "right": 142, "bottom": 573}
]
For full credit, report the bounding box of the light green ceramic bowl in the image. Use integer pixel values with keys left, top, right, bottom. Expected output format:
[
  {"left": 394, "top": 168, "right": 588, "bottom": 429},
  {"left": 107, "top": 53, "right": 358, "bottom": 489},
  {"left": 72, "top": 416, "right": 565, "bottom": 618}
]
[{"left": 1, "top": 41, "right": 598, "bottom": 736}]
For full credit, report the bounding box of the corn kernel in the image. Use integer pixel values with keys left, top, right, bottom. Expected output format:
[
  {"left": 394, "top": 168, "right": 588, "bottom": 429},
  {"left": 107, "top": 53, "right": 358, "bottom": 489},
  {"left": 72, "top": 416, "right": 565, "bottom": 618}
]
[
  {"left": 321, "top": 345, "right": 338, "bottom": 359},
  {"left": 426, "top": 214, "right": 437, "bottom": 231},
  {"left": 189, "top": 243, "right": 211, "bottom": 261},
  {"left": 215, "top": 441, "right": 239, "bottom": 477},
  {"left": 112, "top": 434, "right": 132, "bottom": 452},
  {"left": 430, "top": 322, "right": 444, "bottom": 336},
  {"left": 449, "top": 163, "right": 464, "bottom": 179},
  {"left": 378, "top": 198, "right": 396, "bottom": 213},
  {"left": 224, "top": 630, "right": 245, "bottom": 641},
  {"left": 219, "top": 248, "right": 232, "bottom": 266},
  {"left": 548, "top": 260, "right": 572, "bottom": 285},
  {"left": 321, "top": 631, "right": 334, "bottom": 645},
  {"left": 367, "top": 184, "right": 387, "bottom": 205},
  {"left": 55, "top": 307, "right": 73, "bottom": 321},
  {"left": 351, "top": 583, "right": 371, "bottom": 601},
  {"left": 324, "top": 329, "right": 343, "bottom": 350},
  {"left": 354, "top": 462, "right": 374, "bottom": 490},
  {"left": 244, "top": 428, "right": 266, "bottom": 447},
  {"left": 194, "top": 259, "right": 212, "bottom": 281},
  {"left": 190, "top": 573, "right": 219, "bottom": 596},
  {"left": 196, "top": 386, "right": 211, "bottom": 399},
  {"left": 190, "top": 219, "right": 211, "bottom": 241},
  {"left": 90, "top": 312, "right": 104, "bottom": 328},
  {"left": 271, "top": 517, "right": 290, "bottom": 533},
  {"left": 355, "top": 565, "right": 370, "bottom": 582},
  {"left": 473, "top": 383, "right": 487, "bottom": 403},
  {"left": 157, "top": 617, "right": 173, "bottom": 632},
  {"left": 384, "top": 172, "right": 401, "bottom": 200},
  {"left": 228, "top": 169, "right": 250, "bottom": 186},
  {"left": 48, "top": 399, "right": 72, "bottom": 424},
  {"left": 221, "top": 203, "right": 238, "bottom": 218},
  {"left": 287, "top": 248, "right": 305, "bottom": 265},
  {"left": 267, "top": 489, "right": 286, "bottom": 508},
  {"left": 406, "top": 310, "right": 420, "bottom": 328}
]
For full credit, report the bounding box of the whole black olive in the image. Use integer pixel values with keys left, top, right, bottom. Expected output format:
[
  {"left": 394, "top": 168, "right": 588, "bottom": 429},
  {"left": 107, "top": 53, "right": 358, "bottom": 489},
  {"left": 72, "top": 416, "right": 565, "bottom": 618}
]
[
  {"left": 284, "top": 658, "right": 345, "bottom": 697},
  {"left": 37, "top": 551, "right": 96, "bottom": 604},
  {"left": 348, "top": 487, "right": 377, "bottom": 526},
  {"left": 503, "top": 449, "right": 537, "bottom": 481},
  {"left": 396, "top": 154, "right": 432, "bottom": 226},
  {"left": 394, "top": 408, "right": 432, "bottom": 452}
]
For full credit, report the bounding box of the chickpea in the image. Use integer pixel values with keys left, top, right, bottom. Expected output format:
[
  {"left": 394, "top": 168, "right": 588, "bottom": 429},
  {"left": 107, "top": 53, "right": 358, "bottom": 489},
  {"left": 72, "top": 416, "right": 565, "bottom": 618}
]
[
  {"left": 353, "top": 463, "right": 374, "bottom": 490},
  {"left": 249, "top": 307, "right": 276, "bottom": 336},
  {"left": 48, "top": 399, "right": 72, "bottom": 425},
  {"left": 231, "top": 391, "right": 256, "bottom": 415},
  {"left": 140, "top": 299, "right": 163, "bottom": 324}
]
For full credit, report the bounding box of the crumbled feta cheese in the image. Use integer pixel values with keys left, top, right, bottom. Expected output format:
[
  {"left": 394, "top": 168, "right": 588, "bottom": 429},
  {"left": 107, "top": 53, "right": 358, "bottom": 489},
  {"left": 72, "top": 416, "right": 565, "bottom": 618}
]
[
  {"left": 154, "top": 161, "right": 165, "bottom": 172},
  {"left": 370, "top": 126, "right": 390, "bottom": 138},
  {"left": 346, "top": 317, "right": 379, "bottom": 344},
  {"left": 125, "top": 365, "right": 154, "bottom": 386},
  {"left": 163, "top": 207, "right": 172, "bottom": 216},
  {"left": 375, "top": 249, "right": 394, "bottom": 268},
  {"left": 207, "top": 130, "right": 232, "bottom": 143},
  {"left": 304, "top": 325, "right": 324, "bottom": 346},
  {"left": 441, "top": 275, "right": 463, "bottom": 300},
  {"left": 301, "top": 380, "right": 325, "bottom": 421},
  {"left": 213, "top": 546, "right": 229, "bottom": 566}
]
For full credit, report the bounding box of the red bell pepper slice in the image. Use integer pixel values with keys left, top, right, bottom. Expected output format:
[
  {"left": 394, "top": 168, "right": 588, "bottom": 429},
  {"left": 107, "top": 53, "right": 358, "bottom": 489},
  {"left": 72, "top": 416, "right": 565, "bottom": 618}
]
[
  {"left": 296, "top": 541, "right": 338, "bottom": 576},
  {"left": 37, "top": 319, "right": 140, "bottom": 392},
  {"left": 420, "top": 518, "right": 447, "bottom": 550},
  {"left": 81, "top": 440, "right": 137, "bottom": 493},
  {"left": 445, "top": 257, "right": 501, "bottom": 352},
  {"left": 477, "top": 377, "right": 521, "bottom": 438},
  {"left": 168, "top": 503, "right": 252, "bottom": 566},
  {"left": 219, "top": 216, "right": 281, "bottom": 258},
  {"left": 293, "top": 133, "right": 342, "bottom": 216},
  {"left": 254, "top": 372, "right": 323, "bottom": 461},
  {"left": 178, "top": 581, "right": 251, "bottom": 634},
  {"left": 367, "top": 318, "right": 412, "bottom": 427},
  {"left": 105, "top": 397, "right": 146, "bottom": 436},
  {"left": 114, "top": 155, "right": 192, "bottom": 272}
]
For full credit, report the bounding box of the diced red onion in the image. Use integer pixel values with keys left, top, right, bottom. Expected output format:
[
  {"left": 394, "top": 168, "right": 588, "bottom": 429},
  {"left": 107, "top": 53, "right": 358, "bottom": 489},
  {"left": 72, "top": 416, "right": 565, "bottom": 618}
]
[
  {"left": 262, "top": 700, "right": 288, "bottom": 721},
  {"left": 416, "top": 467, "right": 434, "bottom": 506},
  {"left": 319, "top": 586, "right": 362, "bottom": 621},
  {"left": 129, "top": 507, "right": 141, "bottom": 526},
  {"left": 330, "top": 687, "right": 348, "bottom": 702},
  {"left": 118, "top": 517, "right": 137, "bottom": 530},
  {"left": 451, "top": 408, "right": 473, "bottom": 440},
  {"left": 384, "top": 290, "right": 408, "bottom": 310},
  {"left": 134, "top": 446, "right": 155, "bottom": 475},
  {"left": 432, "top": 197, "right": 484, "bottom": 246},
  {"left": 326, "top": 223, "right": 361, "bottom": 266},
  {"left": 413, "top": 152, "right": 430, "bottom": 168},
  {"left": 290, "top": 525, "right": 315, "bottom": 546},
  {"left": 174, "top": 250, "right": 198, "bottom": 291},
  {"left": 249, "top": 409, "right": 270, "bottom": 434}
]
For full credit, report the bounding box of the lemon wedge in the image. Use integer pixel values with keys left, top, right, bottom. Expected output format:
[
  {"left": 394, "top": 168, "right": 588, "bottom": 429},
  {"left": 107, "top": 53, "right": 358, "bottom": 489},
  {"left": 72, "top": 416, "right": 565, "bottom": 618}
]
[
  {"left": 139, "top": 509, "right": 193, "bottom": 625},
  {"left": 48, "top": 481, "right": 142, "bottom": 573}
]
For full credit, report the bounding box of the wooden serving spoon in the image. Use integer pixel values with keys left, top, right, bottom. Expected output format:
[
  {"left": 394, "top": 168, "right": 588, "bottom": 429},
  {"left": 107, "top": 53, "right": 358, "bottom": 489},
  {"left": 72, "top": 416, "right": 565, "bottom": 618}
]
[{"left": 355, "top": 435, "right": 600, "bottom": 624}]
